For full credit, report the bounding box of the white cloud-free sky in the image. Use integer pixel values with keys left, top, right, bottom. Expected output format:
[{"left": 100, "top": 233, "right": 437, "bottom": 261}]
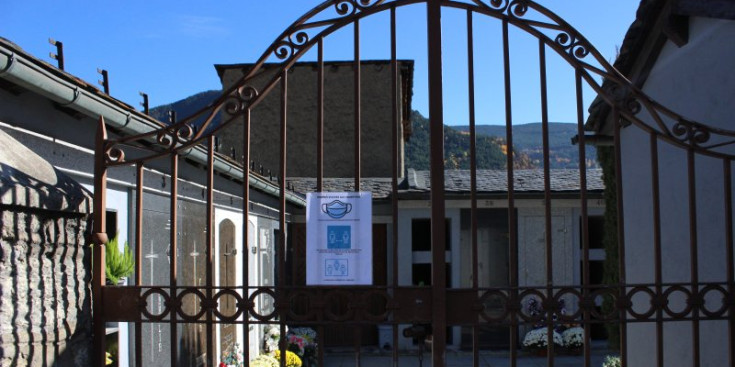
[{"left": 2, "top": 0, "right": 639, "bottom": 125}]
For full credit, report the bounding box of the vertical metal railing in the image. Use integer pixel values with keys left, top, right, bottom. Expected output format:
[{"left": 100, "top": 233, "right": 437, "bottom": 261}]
[
  {"left": 278, "top": 70, "right": 288, "bottom": 367},
  {"left": 686, "top": 148, "right": 701, "bottom": 367},
  {"left": 575, "top": 69, "right": 591, "bottom": 367},
  {"left": 649, "top": 133, "right": 663, "bottom": 367},
  {"left": 354, "top": 18, "right": 362, "bottom": 193},
  {"left": 316, "top": 38, "right": 327, "bottom": 367},
  {"left": 135, "top": 162, "right": 144, "bottom": 367},
  {"left": 427, "top": 0, "right": 447, "bottom": 365},
  {"left": 206, "top": 136, "right": 215, "bottom": 367},
  {"left": 612, "top": 108, "right": 628, "bottom": 367},
  {"left": 169, "top": 154, "right": 179, "bottom": 364},
  {"left": 502, "top": 17, "right": 519, "bottom": 367},
  {"left": 353, "top": 18, "right": 363, "bottom": 366},
  {"left": 93, "top": 117, "right": 109, "bottom": 367},
  {"left": 389, "top": 7, "right": 400, "bottom": 367},
  {"left": 724, "top": 159, "right": 735, "bottom": 367},
  {"left": 242, "top": 109, "right": 251, "bottom": 367},
  {"left": 538, "top": 38, "right": 556, "bottom": 367},
  {"left": 466, "top": 9, "right": 480, "bottom": 367}
]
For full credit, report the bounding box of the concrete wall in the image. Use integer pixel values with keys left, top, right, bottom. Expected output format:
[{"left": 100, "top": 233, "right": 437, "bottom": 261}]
[
  {"left": 620, "top": 17, "right": 735, "bottom": 367},
  {"left": 217, "top": 62, "right": 409, "bottom": 178},
  {"left": 0, "top": 129, "right": 93, "bottom": 366}
]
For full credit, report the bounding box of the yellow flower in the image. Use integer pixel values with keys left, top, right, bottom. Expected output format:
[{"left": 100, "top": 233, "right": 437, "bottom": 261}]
[{"left": 273, "top": 350, "right": 302, "bottom": 367}]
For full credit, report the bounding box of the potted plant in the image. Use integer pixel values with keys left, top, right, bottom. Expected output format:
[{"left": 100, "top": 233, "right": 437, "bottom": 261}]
[
  {"left": 105, "top": 234, "right": 134, "bottom": 285},
  {"left": 562, "top": 326, "right": 584, "bottom": 354},
  {"left": 603, "top": 355, "right": 621, "bottom": 367},
  {"left": 522, "top": 327, "right": 563, "bottom": 356}
]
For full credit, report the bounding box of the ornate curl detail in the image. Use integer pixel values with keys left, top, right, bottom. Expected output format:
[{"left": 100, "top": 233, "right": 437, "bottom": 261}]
[
  {"left": 238, "top": 85, "right": 259, "bottom": 102},
  {"left": 624, "top": 97, "right": 642, "bottom": 115},
  {"left": 273, "top": 40, "right": 296, "bottom": 61},
  {"left": 176, "top": 124, "right": 194, "bottom": 141},
  {"left": 156, "top": 130, "right": 176, "bottom": 149},
  {"left": 273, "top": 30, "right": 311, "bottom": 61},
  {"left": 335, "top": 0, "right": 382, "bottom": 16},
  {"left": 554, "top": 32, "right": 590, "bottom": 59},
  {"left": 289, "top": 31, "right": 309, "bottom": 47},
  {"left": 673, "top": 120, "right": 712, "bottom": 146},
  {"left": 105, "top": 146, "right": 125, "bottom": 164},
  {"left": 224, "top": 85, "right": 259, "bottom": 115},
  {"left": 507, "top": 0, "right": 529, "bottom": 18},
  {"left": 487, "top": 0, "right": 509, "bottom": 11}
]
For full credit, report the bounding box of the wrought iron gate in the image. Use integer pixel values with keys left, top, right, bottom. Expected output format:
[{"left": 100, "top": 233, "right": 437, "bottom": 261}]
[{"left": 92, "top": 1, "right": 735, "bottom": 366}]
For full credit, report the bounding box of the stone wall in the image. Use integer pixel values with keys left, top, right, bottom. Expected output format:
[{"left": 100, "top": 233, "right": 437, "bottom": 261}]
[
  {"left": 0, "top": 129, "right": 92, "bottom": 366},
  {"left": 216, "top": 60, "right": 412, "bottom": 179}
]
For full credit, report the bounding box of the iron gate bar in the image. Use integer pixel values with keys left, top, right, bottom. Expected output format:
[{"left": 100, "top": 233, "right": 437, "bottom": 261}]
[
  {"left": 466, "top": 8, "right": 480, "bottom": 367},
  {"left": 686, "top": 148, "right": 701, "bottom": 367},
  {"left": 725, "top": 159, "right": 735, "bottom": 367},
  {"left": 354, "top": 19, "right": 362, "bottom": 365},
  {"left": 575, "top": 68, "right": 591, "bottom": 367},
  {"left": 427, "top": 0, "right": 447, "bottom": 365},
  {"left": 390, "top": 7, "right": 400, "bottom": 366},
  {"left": 135, "top": 162, "right": 144, "bottom": 367},
  {"left": 169, "top": 152, "right": 179, "bottom": 364},
  {"left": 206, "top": 136, "right": 216, "bottom": 367},
  {"left": 354, "top": 18, "right": 361, "bottom": 193},
  {"left": 539, "top": 37, "right": 556, "bottom": 366},
  {"left": 317, "top": 39, "right": 324, "bottom": 192},
  {"left": 501, "top": 17, "right": 519, "bottom": 367},
  {"left": 314, "top": 44, "right": 324, "bottom": 367},
  {"left": 242, "top": 109, "right": 251, "bottom": 367},
  {"left": 650, "top": 133, "right": 663, "bottom": 367},
  {"left": 93, "top": 117, "right": 109, "bottom": 367},
  {"left": 612, "top": 107, "right": 628, "bottom": 367},
  {"left": 278, "top": 70, "right": 288, "bottom": 367}
]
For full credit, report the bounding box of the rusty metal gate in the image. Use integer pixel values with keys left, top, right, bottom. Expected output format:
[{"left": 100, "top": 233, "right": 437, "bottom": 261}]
[{"left": 92, "top": 1, "right": 735, "bottom": 366}]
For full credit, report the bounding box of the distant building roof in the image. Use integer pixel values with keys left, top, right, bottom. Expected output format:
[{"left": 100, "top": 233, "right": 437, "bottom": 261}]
[
  {"left": 287, "top": 168, "right": 604, "bottom": 199},
  {"left": 405, "top": 169, "right": 604, "bottom": 194},
  {"left": 288, "top": 177, "right": 394, "bottom": 199}
]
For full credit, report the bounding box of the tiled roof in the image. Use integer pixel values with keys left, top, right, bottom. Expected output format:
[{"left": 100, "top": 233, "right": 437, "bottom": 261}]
[
  {"left": 287, "top": 177, "right": 394, "bottom": 199},
  {"left": 405, "top": 168, "right": 604, "bottom": 193},
  {"left": 288, "top": 169, "right": 604, "bottom": 198}
]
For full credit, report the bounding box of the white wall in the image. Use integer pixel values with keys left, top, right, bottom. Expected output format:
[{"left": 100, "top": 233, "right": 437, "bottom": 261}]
[
  {"left": 396, "top": 207, "right": 461, "bottom": 349},
  {"left": 620, "top": 16, "right": 735, "bottom": 367}
]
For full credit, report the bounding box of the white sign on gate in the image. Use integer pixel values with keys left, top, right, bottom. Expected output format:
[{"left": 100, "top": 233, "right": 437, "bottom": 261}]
[{"left": 306, "top": 192, "right": 372, "bottom": 285}]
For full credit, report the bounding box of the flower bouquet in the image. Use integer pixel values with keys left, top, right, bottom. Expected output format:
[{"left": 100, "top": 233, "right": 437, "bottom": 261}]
[
  {"left": 522, "top": 327, "right": 563, "bottom": 353},
  {"left": 263, "top": 324, "right": 283, "bottom": 353},
  {"left": 562, "top": 326, "right": 584, "bottom": 352},
  {"left": 286, "top": 327, "right": 318, "bottom": 367},
  {"left": 219, "top": 343, "right": 244, "bottom": 367},
  {"left": 274, "top": 350, "right": 302, "bottom": 367}
]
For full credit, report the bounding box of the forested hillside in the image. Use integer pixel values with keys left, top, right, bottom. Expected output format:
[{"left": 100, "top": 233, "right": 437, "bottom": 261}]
[
  {"left": 454, "top": 123, "right": 598, "bottom": 169},
  {"left": 405, "top": 111, "right": 532, "bottom": 170}
]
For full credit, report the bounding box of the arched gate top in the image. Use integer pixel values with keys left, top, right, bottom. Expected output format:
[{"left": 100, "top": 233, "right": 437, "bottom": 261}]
[{"left": 101, "top": 0, "right": 735, "bottom": 167}]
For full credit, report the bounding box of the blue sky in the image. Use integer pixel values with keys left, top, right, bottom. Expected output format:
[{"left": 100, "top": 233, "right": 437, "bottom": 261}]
[{"left": 2, "top": 1, "right": 639, "bottom": 125}]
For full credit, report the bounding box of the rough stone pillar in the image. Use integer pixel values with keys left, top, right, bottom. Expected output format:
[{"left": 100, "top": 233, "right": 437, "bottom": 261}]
[{"left": 0, "top": 130, "right": 93, "bottom": 366}]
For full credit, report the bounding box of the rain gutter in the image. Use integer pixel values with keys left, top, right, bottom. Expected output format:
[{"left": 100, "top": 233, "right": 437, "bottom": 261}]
[{"left": 0, "top": 39, "right": 305, "bottom": 207}]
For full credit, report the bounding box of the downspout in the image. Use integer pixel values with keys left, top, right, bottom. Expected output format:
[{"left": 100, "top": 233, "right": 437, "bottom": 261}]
[{"left": 0, "top": 43, "right": 305, "bottom": 206}]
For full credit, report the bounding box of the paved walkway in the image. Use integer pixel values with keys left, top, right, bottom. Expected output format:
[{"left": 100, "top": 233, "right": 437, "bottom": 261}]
[{"left": 323, "top": 349, "right": 614, "bottom": 367}]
